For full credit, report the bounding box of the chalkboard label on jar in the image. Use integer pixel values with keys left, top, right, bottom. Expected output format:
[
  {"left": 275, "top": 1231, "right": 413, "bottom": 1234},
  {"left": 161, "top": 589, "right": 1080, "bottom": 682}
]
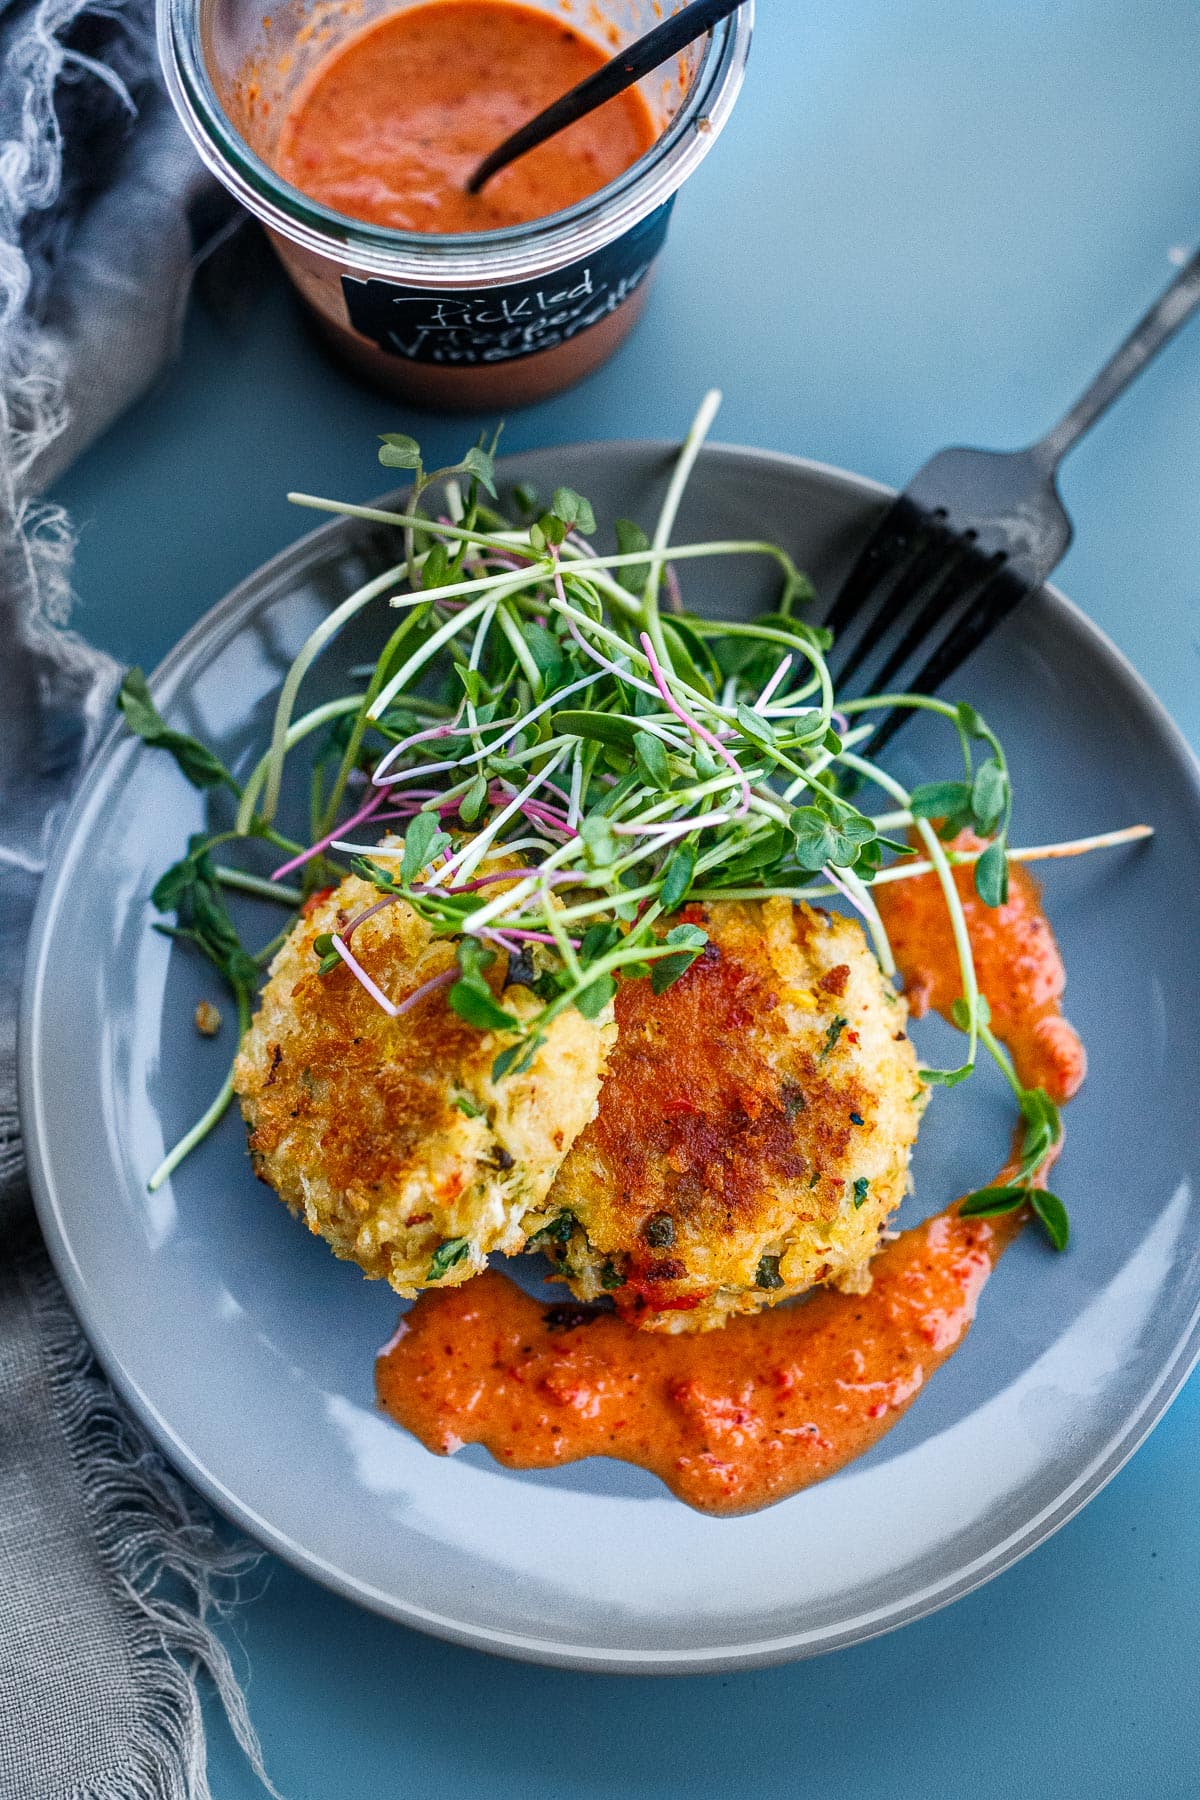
[{"left": 341, "top": 202, "right": 673, "bottom": 366}]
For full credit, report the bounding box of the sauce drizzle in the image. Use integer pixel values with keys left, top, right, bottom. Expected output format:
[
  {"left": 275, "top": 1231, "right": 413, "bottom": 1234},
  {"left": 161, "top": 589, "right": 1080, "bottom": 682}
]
[
  {"left": 876, "top": 830, "right": 1085, "bottom": 1101},
  {"left": 377, "top": 1205, "right": 1020, "bottom": 1514},
  {"left": 377, "top": 848, "right": 1082, "bottom": 1512}
]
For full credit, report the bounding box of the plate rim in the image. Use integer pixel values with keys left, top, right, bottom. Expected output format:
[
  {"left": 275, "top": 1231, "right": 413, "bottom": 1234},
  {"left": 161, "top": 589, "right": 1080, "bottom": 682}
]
[{"left": 20, "top": 438, "right": 1200, "bottom": 1672}]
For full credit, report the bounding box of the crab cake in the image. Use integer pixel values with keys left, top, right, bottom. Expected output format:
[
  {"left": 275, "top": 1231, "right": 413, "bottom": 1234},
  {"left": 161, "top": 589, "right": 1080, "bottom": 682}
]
[
  {"left": 234, "top": 856, "right": 614, "bottom": 1296},
  {"left": 524, "top": 898, "right": 924, "bottom": 1333}
]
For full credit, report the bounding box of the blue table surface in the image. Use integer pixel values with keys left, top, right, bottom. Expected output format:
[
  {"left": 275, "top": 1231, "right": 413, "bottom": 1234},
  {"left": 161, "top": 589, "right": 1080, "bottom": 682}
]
[{"left": 53, "top": 2, "right": 1200, "bottom": 1794}]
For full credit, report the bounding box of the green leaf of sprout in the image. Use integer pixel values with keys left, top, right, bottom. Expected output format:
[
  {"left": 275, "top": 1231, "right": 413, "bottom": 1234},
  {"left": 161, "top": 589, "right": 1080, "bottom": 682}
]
[
  {"left": 950, "top": 993, "right": 991, "bottom": 1032},
  {"left": 378, "top": 433, "right": 423, "bottom": 472},
  {"left": 919, "top": 1063, "right": 974, "bottom": 1088},
  {"left": 451, "top": 1093, "right": 484, "bottom": 1118},
  {"left": 633, "top": 730, "right": 671, "bottom": 792},
  {"left": 661, "top": 620, "right": 715, "bottom": 700},
  {"left": 659, "top": 841, "right": 696, "bottom": 912},
  {"left": 427, "top": 1237, "right": 470, "bottom": 1281},
  {"left": 579, "top": 813, "right": 619, "bottom": 869},
  {"left": 971, "top": 759, "right": 1007, "bottom": 832},
  {"left": 650, "top": 924, "right": 707, "bottom": 994},
  {"left": 459, "top": 771, "right": 488, "bottom": 824},
  {"left": 491, "top": 1034, "right": 544, "bottom": 1081},
  {"left": 457, "top": 444, "right": 498, "bottom": 498},
  {"left": 735, "top": 702, "right": 776, "bottom": 747},
  {"left": 721, "top": 822, "right": 786, "bottom": 883},
  {"left": 959, "top": 1185, "right": 1028, "bottom": 1217},
  {"left": 401, "top": 810, "right": 449, "bottom": 883},
  {"left": 575, "top": 973, "right": 617, "bottom": 1019},
  {"left": 456, "top": 938, "right": 495, "bottom": 982},
  {"left": 551, "top": 486, "right": 596, "bottom": 537},
  {"left": 448, "top": 981, "right": 520, "bottom": 1032},
  {"left": 974, "top": 837, "right": 1009, "bottom": 908},
  {"left": 910, "top": 780, "right": 972, "bottom": 821},
  {"left": 420, "top": 543, "right": 450, "bottom": 591},
  {"left": 825, "top": 811, "right": 877, "bottom": 867},
  {"left": 522, "top": 622, "right": 564, "bottom": 685},
  {"left": 1020, "top": 1086, "right": 1061, "bottom": 1142},
  {"left": 790, "top": 806, "right": 839, "bottom": 872},
  {"left": 553, "top": 710, "right": 636, "bottom": 752},
  {"left": 852, "top": 1176, "right": 870, "bottom": 1208},
  {"left": 117, "top": 670, "right": 238, "bottom": 794},
  {"left": 614, "top": 517, "right": 650, "bottom": 593},
  {"left": 150, "top": 835, "right": 258, "bottom": 995},
  {"left": 1031, "top": 1189, "right": 1070, "bottom": 1251},
  {"left": 448, "top": 938, "right": 518, "bottom": 1032},
  {"left": 353, "top": 856, "right": 405, "bottom": 898},
  {"left": 491, "top": 1041, "right": 524, "bottom": 1081},
  {"left": 580, "top": 921, "right": 623, "bottom": 961},
  {"left": 956, "top": 702, "right": 989, "bottom": 740}
]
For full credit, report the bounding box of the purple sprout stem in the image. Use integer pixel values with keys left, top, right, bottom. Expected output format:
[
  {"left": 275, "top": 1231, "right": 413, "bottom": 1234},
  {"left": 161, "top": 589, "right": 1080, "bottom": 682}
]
[
  {"left": 330, "top": 935, "right": 400, "bottom": 1016},
  {"left": 450, "top": 868, "right": 584, "bottom": 893},
  {"left": 757, "top": 654, "right": 794, "bottom": 709},
  {"left": 271, "top": 786, "right": 388, "bottom": 882},
  {"left": 341, "top": 894, "right": 402, "bottom": 945},
  {"left": 821, "top": 863, "right": 873, "bottom": 926},
  {"left": 330, "top": 934, "right": 457, "bottom": 1020},
  {"left": 394, "top": 967, "right": 458, "bottom": 1016},
  {"left": 372, "top": 722, "right": 460, "bottom": 786},
  {"left": 639, "top": 631, "right": 751, "bottom": 817}
]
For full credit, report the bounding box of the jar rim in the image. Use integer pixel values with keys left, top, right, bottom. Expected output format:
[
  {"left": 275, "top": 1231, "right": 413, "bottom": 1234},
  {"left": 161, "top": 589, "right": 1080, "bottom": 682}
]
[{"left": 159, "top": 0, "right": 754, "bottom": 283}]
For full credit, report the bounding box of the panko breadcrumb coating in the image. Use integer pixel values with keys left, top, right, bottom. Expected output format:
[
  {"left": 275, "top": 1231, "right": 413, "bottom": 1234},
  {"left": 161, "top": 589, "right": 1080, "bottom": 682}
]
[
  {"left": 234, "top": 851, "right": 615, "bottom": 1296},
  {"left": 525, "top": 898, "right": 925, "bottom": 1332}
]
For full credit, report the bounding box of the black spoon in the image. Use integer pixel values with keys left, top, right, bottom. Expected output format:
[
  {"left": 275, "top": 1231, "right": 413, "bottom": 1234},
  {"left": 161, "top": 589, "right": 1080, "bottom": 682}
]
[{"left": 466, "top": 0, "right": 749, "bottom": 196}]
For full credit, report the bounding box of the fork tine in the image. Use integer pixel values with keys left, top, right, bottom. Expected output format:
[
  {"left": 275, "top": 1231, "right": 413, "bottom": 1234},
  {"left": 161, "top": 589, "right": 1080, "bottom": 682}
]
[
  {"left": 822, "top": 497, "right": 931, "bottom": 644},
  {"left": 856, "top": 546, "right": 1004, "bottom": 696},
  {"left": 835, "top": 520, "right": 963, "bottom": 688},
  {"left": 859, "top": 566, "right": 1031, "bottom": 758}
]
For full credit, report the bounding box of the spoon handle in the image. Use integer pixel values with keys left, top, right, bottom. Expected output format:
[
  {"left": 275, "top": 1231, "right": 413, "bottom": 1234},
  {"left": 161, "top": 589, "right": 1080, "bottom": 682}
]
[
  {"left": 1034, "top": 247, "right": 1200, "bottom": 467},
  {"left": 467, "top": 0, "right": 748, "bottom": 195}
]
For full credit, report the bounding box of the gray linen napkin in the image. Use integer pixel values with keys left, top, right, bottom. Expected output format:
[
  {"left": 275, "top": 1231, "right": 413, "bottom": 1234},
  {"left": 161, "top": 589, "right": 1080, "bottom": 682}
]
[{"left": 0, "top": 0, "right": 278, "bottom": 1793}]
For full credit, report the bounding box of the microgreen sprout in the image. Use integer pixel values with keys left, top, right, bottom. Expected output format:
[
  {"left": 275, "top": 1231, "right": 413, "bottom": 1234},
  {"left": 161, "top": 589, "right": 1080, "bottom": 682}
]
[
  {"left": 120, "top": 393, "right": 1152, "bottom": 1208},
  {"left": 951, "top": 996, "right": 1069, "bottom": 1250}
]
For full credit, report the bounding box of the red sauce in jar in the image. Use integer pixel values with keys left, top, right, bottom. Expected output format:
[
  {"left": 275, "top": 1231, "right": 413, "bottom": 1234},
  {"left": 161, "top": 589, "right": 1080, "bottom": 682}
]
[
  {"left": 275, "top": 0, "right": 659, "bottom": 234},
  {"left": 376, "top": 851, "right": 1082, "bottom": 1513}
]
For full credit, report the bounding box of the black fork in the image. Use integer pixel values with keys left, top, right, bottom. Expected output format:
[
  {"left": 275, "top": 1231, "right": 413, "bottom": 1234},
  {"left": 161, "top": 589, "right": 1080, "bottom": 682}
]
[{"left": 826, "top": 246, "right": 1200, "bottom": 749}]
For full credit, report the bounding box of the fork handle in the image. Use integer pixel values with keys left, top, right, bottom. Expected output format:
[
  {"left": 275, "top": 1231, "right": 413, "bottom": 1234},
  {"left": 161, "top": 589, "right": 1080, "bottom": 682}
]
[{"left": 1033, "top": 246, "right": 1200, "bottom": 467}]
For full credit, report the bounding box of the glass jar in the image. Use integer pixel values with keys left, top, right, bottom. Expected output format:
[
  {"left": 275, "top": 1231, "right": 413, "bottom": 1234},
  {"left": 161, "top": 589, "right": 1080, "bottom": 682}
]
[{"left": 159, "top": 0, "right": 754, "bottom": 407}]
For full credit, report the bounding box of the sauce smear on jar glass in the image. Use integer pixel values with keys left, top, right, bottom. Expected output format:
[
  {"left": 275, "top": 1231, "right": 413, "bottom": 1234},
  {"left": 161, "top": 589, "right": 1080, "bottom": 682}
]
[{"left": 276, "top": 0, "right": 658, "bottom": 233}]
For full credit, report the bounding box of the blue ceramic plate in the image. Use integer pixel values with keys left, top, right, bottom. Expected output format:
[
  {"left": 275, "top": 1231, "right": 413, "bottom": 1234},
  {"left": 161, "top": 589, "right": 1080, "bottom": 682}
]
[{"left": 20, "top": 443, "right": 1200, "bottom": 1671}]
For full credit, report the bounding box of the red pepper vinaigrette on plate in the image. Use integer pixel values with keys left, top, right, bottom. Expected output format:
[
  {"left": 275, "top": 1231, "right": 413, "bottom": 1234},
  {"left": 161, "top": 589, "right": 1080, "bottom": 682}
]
[
  {"left": 377, "top": 851, "right": 1085, "bottom": 1515},
  {"left": 164, "top": 0, "right": 752, "bottom": 403}
]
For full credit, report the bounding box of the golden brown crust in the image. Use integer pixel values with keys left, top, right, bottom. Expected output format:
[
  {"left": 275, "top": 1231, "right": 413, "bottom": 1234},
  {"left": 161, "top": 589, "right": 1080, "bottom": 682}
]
[
  {"left": 234, "top": 844, "right": 614, "bottom": 1294},
  {"left": 533, "top": 899, "right": 925, "bottom": 1332}
]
